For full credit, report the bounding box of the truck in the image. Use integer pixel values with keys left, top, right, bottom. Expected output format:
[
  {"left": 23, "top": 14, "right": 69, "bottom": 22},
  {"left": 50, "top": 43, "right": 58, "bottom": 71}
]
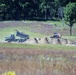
[{"left": 5, "top": 30, "right": 29, "bottom": 42}]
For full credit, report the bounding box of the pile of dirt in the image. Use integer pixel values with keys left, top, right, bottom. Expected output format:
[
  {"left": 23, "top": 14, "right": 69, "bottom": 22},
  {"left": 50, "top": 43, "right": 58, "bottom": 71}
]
[
  {"left": 34, "top": 38, "right": 49, "bottom": 44},
  {"left": 24, "top": 38, "right": 37, "bottom": 44},
  {"left": 25, "top": 37, "right": 72, "bottom": 45}
]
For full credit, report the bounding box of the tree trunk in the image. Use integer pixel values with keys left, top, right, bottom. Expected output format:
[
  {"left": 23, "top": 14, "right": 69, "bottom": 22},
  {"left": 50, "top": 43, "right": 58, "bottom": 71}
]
[
  {"left": 70, "top": 26, "right": 72, "bottom": 36},
  {"left": 44, "top": 5, "right": 47, "bottom": 20}
]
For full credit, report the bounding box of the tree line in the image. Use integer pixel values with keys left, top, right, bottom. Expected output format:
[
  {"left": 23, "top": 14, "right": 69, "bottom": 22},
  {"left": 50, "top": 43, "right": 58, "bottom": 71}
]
[{"left": 0, "top": 0, "right": 75, "bottom": 20}]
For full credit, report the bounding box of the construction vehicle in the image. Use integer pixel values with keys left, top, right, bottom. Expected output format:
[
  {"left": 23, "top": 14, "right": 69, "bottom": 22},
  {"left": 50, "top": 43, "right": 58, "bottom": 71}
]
[
  {"left": 51, "top": 32, "right": 61, "bottom": 38},
  {"left": 5, "top": 30, "right": 29, "bottom": 42}
]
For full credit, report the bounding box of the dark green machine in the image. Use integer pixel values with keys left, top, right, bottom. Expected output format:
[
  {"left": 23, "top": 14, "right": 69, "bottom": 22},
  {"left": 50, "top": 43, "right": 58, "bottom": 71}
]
[{"left": 5, "top": 30, "right": 29, "bottom": 42}]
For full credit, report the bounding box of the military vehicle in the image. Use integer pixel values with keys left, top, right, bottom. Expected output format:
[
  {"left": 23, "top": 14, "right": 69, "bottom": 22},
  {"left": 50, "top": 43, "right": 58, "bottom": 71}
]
[{"left": 5, "top": 30, "right": 29, "bottom": 42}]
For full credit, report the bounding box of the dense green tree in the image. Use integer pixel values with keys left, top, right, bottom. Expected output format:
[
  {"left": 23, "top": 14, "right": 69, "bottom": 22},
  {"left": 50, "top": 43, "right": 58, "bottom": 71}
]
[
  {"left": 64, "top": 3, "right": 76, "bottom": 36},
  {"left": 0, "top": 0, "right": 76, "bottom": 20},
  {"left": 39, "top": 0, "right": 56, "bottom": 19}
]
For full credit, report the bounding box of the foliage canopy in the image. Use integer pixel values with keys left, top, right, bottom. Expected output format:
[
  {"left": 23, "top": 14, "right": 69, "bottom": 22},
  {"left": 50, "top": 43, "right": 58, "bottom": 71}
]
[
  {"left": 0, "top": 0, "right": 75, "bottom": 20},
  {"left": 64, "top": 3, "right": 76, "bottom": 35}
]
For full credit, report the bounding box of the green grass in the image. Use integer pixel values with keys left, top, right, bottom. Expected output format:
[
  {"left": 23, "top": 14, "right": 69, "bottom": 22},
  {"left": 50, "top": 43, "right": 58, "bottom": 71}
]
[
  {"left": 0, "top": 21, "right": 76, "bottom": 40},
  {"left": 47, "top": 20, "right": 63, "bottom": 26},
  {"left": 0, "top": 43, "right": 76, "bottom": 50},
  {"left": 0, "top": 26, "right": 46, "bottom": 41},
  {"left": 62, "top": 36, "right": 76, "bottom": 41},
  {"left": 0, "top": 26, "right": 76, "bottom": 41},
  {"left": 47, "top": 20, "right": 76, "bottom": 26}
]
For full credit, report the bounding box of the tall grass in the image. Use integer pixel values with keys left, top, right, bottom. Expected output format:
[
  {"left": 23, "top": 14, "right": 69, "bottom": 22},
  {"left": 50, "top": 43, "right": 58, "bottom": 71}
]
[{"left": 0, "top": 53, "right": 76, "bottom": 75}]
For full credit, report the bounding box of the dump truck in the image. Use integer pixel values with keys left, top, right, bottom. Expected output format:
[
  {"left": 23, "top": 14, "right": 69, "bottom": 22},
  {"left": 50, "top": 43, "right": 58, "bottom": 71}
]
[
  {"left": 16, "top": 30, "right": 29, "bottom": 42},
  {"left": 5, "top": 34, "right": 16, "bottom": 42},
  {"left": 5, "top": 30, "right": 29, "bottom": 42}
]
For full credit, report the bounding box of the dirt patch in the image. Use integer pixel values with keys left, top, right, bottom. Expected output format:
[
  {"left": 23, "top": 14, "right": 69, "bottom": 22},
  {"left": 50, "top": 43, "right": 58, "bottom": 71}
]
[{"left": 24, "top": 37, "right": 72, "bottom": 45}]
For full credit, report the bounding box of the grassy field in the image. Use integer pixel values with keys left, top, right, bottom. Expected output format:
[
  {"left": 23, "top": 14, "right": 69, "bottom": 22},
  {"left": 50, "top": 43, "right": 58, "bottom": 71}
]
[
  {"left": 0, "top": 21, "right": 76, "bottom": 41},
  {"left": 0, "top": 21, "right": 76, "bottom": 75},
  {"left": 0, "top": 27, "right": 46, "bottom": 41},
  {"left": 0, "top": 43, "right": 76, "bottom": 50},
  {"left": 0, "top": 47, "right": 76, "bottom": 75}
]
